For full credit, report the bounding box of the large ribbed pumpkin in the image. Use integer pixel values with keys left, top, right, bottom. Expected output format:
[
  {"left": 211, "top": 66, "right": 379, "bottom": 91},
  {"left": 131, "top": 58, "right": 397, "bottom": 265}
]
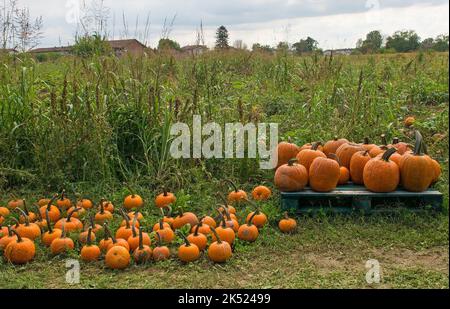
[
  {"left": 335, "top": 143, "right": 364, "bottom": 169},
  {"left": 323, "top": 137, "right": 349, "bottom": 156},
  {"left": 349, "top": 150, "right": 371, "bottom": 185},
  {"left": 275, "top": 138, "right": 300, "bottom": 169},
  {"left": 363, "top": 148, "right": 399, "bottom": 193},
  {"left": 296, "top": 142, "right": 326, "bottom": 172},
  {"left": 309, "top": 156, "right": 340, "bottom": 192},
  {"left": 399, "top": 131, "right": 434, "bottom": 192},
  {"left": 274, "top": 159, "right": 308, "bottom": 192}
]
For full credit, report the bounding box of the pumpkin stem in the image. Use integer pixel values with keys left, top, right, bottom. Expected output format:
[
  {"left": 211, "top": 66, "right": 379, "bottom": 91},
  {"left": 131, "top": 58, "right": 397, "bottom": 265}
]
[
  {"left": 89, "top": 213, "right": 95, "bottom": 229},
  {"left": 381, "top": 148, "right": 397, "bottom": 161},
  {"left": 327, "top": 153, "right": 341, "bottom": 166},
  {"left": 380, "top": 134, "right": 387, "bottom": 146},
  {"left": 283, "top": 212, "right": 290, "bottom": 220},
  {"left": 47, "top": 194, "right": 59, "bottom": 211},
  {"left": 287, "top": 158, "right": 298, "bottom": 166},
  {"left": 103, "top": 223, "right": 112, "bottom": 241},
  {"left": 333, "top": 136, "right": 338, "bottom": 141},
  {"left": 414, "top": 130, "right": 424, "bottom": 156},
  {"left": 209, "top": 226, "right": 222, "bottom": 244},
  {"left": 176, "top": 231, "right": 191, "bottom": 247},
  {"left": 194, "top": 221, "right": 202, "bottom": 236},
  {"left": 11, "top": 217, "right": 20, "bottom": 228},
  {"left": 67, "top": 207, "right": 80, "bottom": 222},
  {"left": 247, "top": 211, "right": 258, "bottom": 226},
  {"left": 7, "top": 225, "right": 12, "bottom": 237},
  {"left": 86, "top": 227, "right": 93, "bottom": 246},
  {"left": 311, "top": 141, "right": 322, "bottom": 151},
  {"left": 15, "top": 207, "right": 30, "bottom": 226},
  {"left": 45, "top": 209, "right": 53, "bottom": 233},
  {"left": 120, "top": 209, "right": 130, "bottom": 229},
  {"left": 363, "top": 137, "right": 370, "bottom": 145},
  {"left": 178, "top": 206, "right": 184, "bottom": 217},
  {"left": 224, "top": 179, "right": 239, "bottom": 192},
  {"left": 10, "top": 229, "right": 22, "bottom": 242},
  {"left": 155, "top": 231, "right": 162, "bottom": 247},
  {"left": 138, "top": 227, "right": 144, "bottom": 250},
  {"left": 60, "top": 189, "right": 66, "bottom": 201},
  {"left": 23, "top": 199, "right": 30, "bottom": 215},
  {"left": 131, "top": 216, "right": 138, "bottom": 237},
  {"left": 162, "top": 186, "right": 168, "bottom": 196},
  {"left": 392, "top": 137, "right": 399, "bottom": 144},
  {"left": 61, "top": 221, "right": 67, "bottom": 238}
]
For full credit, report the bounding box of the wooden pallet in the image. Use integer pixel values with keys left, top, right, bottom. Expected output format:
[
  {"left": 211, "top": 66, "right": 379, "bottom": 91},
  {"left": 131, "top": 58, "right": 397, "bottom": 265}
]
[{"left": 280, "top": 184, "right": 443, "bottom": 214}]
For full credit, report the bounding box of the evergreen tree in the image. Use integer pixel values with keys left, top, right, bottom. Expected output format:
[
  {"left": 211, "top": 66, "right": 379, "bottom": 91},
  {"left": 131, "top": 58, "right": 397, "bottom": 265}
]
[{"left": 215, "top": 26, "right": 229, "bottom": 49}]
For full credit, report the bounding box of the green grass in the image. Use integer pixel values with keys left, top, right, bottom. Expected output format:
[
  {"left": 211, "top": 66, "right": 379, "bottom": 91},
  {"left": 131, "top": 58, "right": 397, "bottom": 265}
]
[{"left": 0, "top": 50, "right": 448, "bottom": 289}]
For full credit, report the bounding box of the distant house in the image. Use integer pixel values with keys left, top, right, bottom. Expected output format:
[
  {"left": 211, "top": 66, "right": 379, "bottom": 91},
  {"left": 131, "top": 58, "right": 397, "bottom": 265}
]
[
  {"left": 108, "top": 39, "right": 147, "bottom": 57},
  {"left": 323, "top": 48, "right": 355, "bottom": 56},
  {"left": 0, "top": 48, "right": 18, "bottom": 55},
  {"left": 181, "top": 45, "right": 208, "bottom": 56},
  {"left": 29, "top": 39, "right": 147, "bottom": 57}
]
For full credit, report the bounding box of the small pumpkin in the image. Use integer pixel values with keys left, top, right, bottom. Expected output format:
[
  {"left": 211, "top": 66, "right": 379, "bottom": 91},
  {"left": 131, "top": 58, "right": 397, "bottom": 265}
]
[
  {"left": 106, "top": 235, "right": 130, "bottom": 252},
  {"left": 219, "top": 207, "right": 239, "bottom": 232},
  {"left": 176, "top": 231, "right": 200, "bottom": 263},
  {"left": 0, "top": 226, "right": 17, "bottom": 251},
  {"left": 0, "top": 206, "right": 9, "bottom": 217},
  {"left": 127, "top": 221, "right": 151, "bottom": 252},
  {"left": 208, "top": 226, "right": 232, "bottom": 263},
  {"left": 336, "top": 143, "right": 364, "bottom": 168},
  {"left": 224, "top": 179, "right": 248, "bottom": 203},
  {"left": 50, "top": 222, "right": 75, "bottom": 255},
  {"left": 368, "top": 134, "right": 388, "bottom": 158},
  {"left": 13, "top": 209, "right": 41, "bottom": 240},
  {"left": 133, "top": 227, "right": 153, "bottom": 264},
  {"left": 123, "top": 184, "right": 144, "bottom": 210},
  {"left": 276, "top": 138, "right": 300, "bottom": 169},
  {"left": 349, "top": 150, "right": 371, "bottom": 185},
  {"left": 309, "top": 156, "right": 340, "bottom": 192},
  {"left": 39, "top": 194, "right": 61, "bottom": 223},
  {"left": 244, "top": 199, "right": 267, "bottom": 228},
  {"left": 56, "top": 190, "right": 72, "bottom": 210},
  {"left": 94, "top": 200, "right": 113, "bottom": 224},
  {"left": 155, "top": 219, "right": 175, "bottom": 244},
  {"left": 55, "top": 208, "right": 83, "bottom": 232},
  {"left": 155, "top": 188, "right": 177, "bottom": 208},
  {"left": 323, "top": 136, "right": 349, "bottom": 156},
  {"left": 18, "top": 200, "right": 37, "bottom": 223},
  {"left": 101, "top": 200, "right": 115, "bottom": 213},
  {"left": 99, "top": 223, "right": 114, "bottom": 253},
  {"left": 41, "top": 209, "right": 63, "bottom": 246},
  {"left": 238, "top": 212, "right": 259, "bottom": 242},
  {"left": 399, "top": 131, "right": 434, "bottom": 192},
  {"left": 153, "top": 233, "right": 170, "bottom": 261},
  {"left": 329, "top": 154, "right": 350, "bottom": 185},
  {"left": 172, "top": 207, "right": 199, "bottom": 230},
  {"left": 278, "top": 212, "right": 297, "bottom": 233},
  {"left": 78, "top": 224, "right": 96, "bottom": 245},
  {"left": 187, "top": 223, "right": 208, "bottom": 251},
  {"left": 160, "top": 206, "right": 175, "bottom": 227},
  {"left": 404, "top": 116, "right": 415, "bottom": 127},
  {"left": 296, "top": 142, "right": 326, "bottom": 172},
  {"left": 4, "top": 230, "right": 35, "bottom": 264},
  {"left": 390, "top": 137, "right": 411, "bottom": 155},
  {"left": 80, "top": 227, "right": 101, "bottom": 262},
  {"left": 363, "top": 148, "right": 400, "bottom": 193},
  {"left": 190, "top": 219, "right": 211, "bottom": 235},
  {"left": 212, "top": 214, "right": 235, "bottom": 245},
  {"left": 7, "top": 198, "right": 24, "bottom": 209},
  {"left": 251, "top": 185, "right": 272, "bottom": 201},
  {"left": 77, "top": 198, "right": 94, "bottom": 210},
  {"left": 105, "top": 245, "right": 130, "bottom": 269},
  {"left": 115, "top": 210, "right": 134, "bottom": 240},
  {"left": 274, "top": 158, "right": 308, "bottom": 192}
]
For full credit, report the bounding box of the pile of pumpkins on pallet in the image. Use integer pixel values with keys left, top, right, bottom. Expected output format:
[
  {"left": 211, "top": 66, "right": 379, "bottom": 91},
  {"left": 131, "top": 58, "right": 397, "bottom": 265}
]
[
  {"left": 274, "top": 130, "right": 441, "bottom": 193},
  {"left": 0, "top": 183, "right": 297, "bottom": 268}
]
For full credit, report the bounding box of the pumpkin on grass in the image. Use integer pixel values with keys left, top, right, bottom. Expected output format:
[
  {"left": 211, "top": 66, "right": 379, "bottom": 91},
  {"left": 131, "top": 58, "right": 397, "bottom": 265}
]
[
  {"left": 212, "top": 214, "right": 235, "bottom": 245},
  {"left": 7, "top": 198, "right": 24, "bottom": 209},
  {"left": 155, "top": 219, "right": 175, "bottom": 244},
  {"left": 0, "top": 206, "right": 9, "bottom": 217},
  {"left": 275, "top": 138, "right": 300, "bottom": 169},
  {"left": 190, "top": 219, "right": 211, "bottom": 235},
  {"left": 187, "top": 223, "right": 208, "bottom": 251},
  {"left": 99, "top": 223, "right": 114, "bottom": 253},
  {"left": 153, "top": 233, "right": 170, "bottom": 261},
  {"left": 4, "top": 230, "right": 35, "bottom": 264},
  {"left": 278, "top": 212, "right": 297, "bottom": 233},
  {"left": 224, "top": 179, "right": 248, "bottom": 202},
  {"left": 160, "top": 206, "right": 175, "bottom": 227},
  {"left": 133, "top": 227, "right": 153, "bottom": 264},
  {"left": 39, "top": 194, "right": 61, "bottom": 223},
  {"left": 79, "top": 223, "right": 96, "bottom": 245},
  {"left": 219, "top": 207, "right": 239, "bottom": 232},
  {"left": 0, "top": 226, "right": 17, "bottom": 251},
  {"left": 106, "top": 234, "right": 130, "bottom": 252},
  {"left": 77, "top": 198, "right": 94, "bottom": 210},
  {"left": 309, "top": 156, "right": 340, "bottom": 192},
  {"left": 323, "top": 137, "right": 349, "bottom": 156},
  {"left": 217, "top": 193, "right": 237, "bottom": 215},
  {"left": 127, "top": 220, "right": 151, "bottom": 252},
  {"left": 123, "top": 184, "right": 144, "bottom": 210},
  {"left": 238, "top": 212, "right": 259, "bottom": 242},
  {"left": 363, "top": 148, "right": 399, "bottom": 193},
  {"left": 399, "top": 131, "right": 434, "bottom": 192},
  {"left": 251, "top": 185, "right": 271, "bottom": 201},
  {"left": 50, "top": 222, "right": 75, "bottom": 255},
  {"left": 14, "top": 209, "right": 41, "bottom": 240},
  {"left": 208, "top": 226, "right": 232, "bottom": 263},
  {"left": 101, "top": 200, "right": 115, "bottom": 213},
  {"left": 176, "top": 231, "right": 200, "bottom": 263},
  {"left": 32, "top": 205, "right": 47, "bottom": 229},
  {"left": 18, "top": 200, "right": 36, "bottom": 223},
  {"left": 115, "top": 210, "right": 134, "bottom": 240},
  {"left": 296, "top": 142, "right": 326, "bottom": 172},
  {"left": 244, "top": 199, "right": 268, "bottom": 228},
  {"left": 105, "top": 245, "right": 130, "bottom": 269},
  {"left": 56, "top": 190, "right": 72, "bottom": 210},
  {"left": 274, "top": 158, "right": 308, "bottom": 192},
  {"left": 41, "top": 209, "right": 63, "bottom": 246},
  {"left": 404, "top": 116, "right": 415, "bottom": 127},
  {"left": 55, "top": 208, "right": 83, "bottom": 232},
  {"left": 155, "top": 188, "right": 176, "bottom": 208},
  {"left": 172, "top": 207, "right": 199, "bottom": 230},
  {"left": 94, "top": 201, "right": 113, "bottom": 224},
  {"left": 349, "top": 150, "right": 371, "bottom": 185},
  {"left": 80, "top": 227, "right": 101, "bottom": 262}
]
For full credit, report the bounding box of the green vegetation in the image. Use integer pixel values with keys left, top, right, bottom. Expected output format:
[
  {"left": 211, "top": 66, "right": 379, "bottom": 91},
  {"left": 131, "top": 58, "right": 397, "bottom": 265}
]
[{"left": 0, "top": 50, "right": 448, "bottom": 288}]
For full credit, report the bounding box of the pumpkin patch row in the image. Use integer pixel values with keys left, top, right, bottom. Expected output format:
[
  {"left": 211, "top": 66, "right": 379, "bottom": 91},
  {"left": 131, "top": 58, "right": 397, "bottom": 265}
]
[
  {"left": 274, "top": 130, "right": 441, "bottom": 193},
  {"left": 0, "top": 182, "right": 297, "bottom": 268}
]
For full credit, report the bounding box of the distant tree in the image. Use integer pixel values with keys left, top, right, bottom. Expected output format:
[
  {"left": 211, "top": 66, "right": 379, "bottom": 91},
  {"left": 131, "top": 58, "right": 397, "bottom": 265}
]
[
  {"left": 252, "top": 43, "right": 273, "bottom": 53},
  {"left": 420, "top": 38, "right": 435, "bottom": 50},
  {"left": 386, "top": 30, "right": 420, "bottom": 53},
  {"left": 292, "top": 36, "right": 318, "bottom": 54},
  {"left": 158, "top": 38, "right": 180, "bottom": 51},
  {"left": 215, "top": 25, "right": 229, "bottom": 49},
  {"left": 72, "top": 33, "right": 110, "bottom": 57},
  {"left": 276, "top": 41, "right": 289, "bottom": 53},
  {"left": 233, "top": 39, "right": 247, "bottom": 50},
  {"left": 357, "top": 30, "right": 383, "bottom": 53},
  {"left": 433, "top": 34, "right": 449, "bottom": 52},
  {"left": 14, "top": 6, "right": 43, "bottom": 52},
  {"left": 0, "top": 0, "right": 17, "bottom": 49}
]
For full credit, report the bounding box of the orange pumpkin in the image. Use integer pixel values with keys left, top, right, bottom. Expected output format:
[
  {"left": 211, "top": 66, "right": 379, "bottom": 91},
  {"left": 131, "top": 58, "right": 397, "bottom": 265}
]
[
  {"left": 153, "top": 233, "right": 171, "bottom": 261},
  {"left": 251, "top": 185, "right": 272, "bottom": 201},
  {"left": 336, "top": 143, "right": 364, "bottom": 169},
  {"left": 361, "top": 137, "right": 377, "bottom": 152},
  {"left": 4, "top": 230, "right": 35, "bottom": 264},
  {"left": 172, "top": 207, "right": 199, "bottom": 230},
  {"left": 123, "top": 193, "right": 144, "bottom": 210},
  {"left": 238, "top": 212, "right": 259, "bottom": 242},
  {"left": 322, "top": 137, "right": 349, "bottom": 156},
  {"left": 278, "top": 212, "right": 297, "bottom": 233},
  {"left": 50, "top": 222, "right": 75, "bottom": 255},
  {"left": 55, "top": 208, "right": 83, "bottom": 232},
  {"left": 275, "top": 138, "right": 300, "bottom": 169},
  {"left": 187, "top": 224, "right": 208, "bottom": 251},
  {"left": 133, "top": 227, "right": 153, "bottom": 264},
  {"left": 349, "top": 150, "right": 371, "bottom": 185},
  {"left": 363, "top": 148, "right": 400, "bottom": 193},
  {"left": 105, "top": 245, "right": 130, "bottom": 269},
  {"left": 41, "top": 209, "right": 63, "bottom": 246},
  {"left": 176, "top": 231, "right": 200, "bottom": 263},
  {"left": 225, "top": 179, "right": 248, "bottom": 202},
  {"left": 208, "top": 226, "right": 232, "bottom": 263},
  {"left": 155, "top": 188, "right": 176, "bottom": 208},
  {"left": 296, "top": 142, "right": 326, "bottom": 172},
  {"left": 274, "top": 159, "right": 308, "bottom": 192},
  {"left": 329, "top": 154, "right": 349, "bottom": 185},
  {"left": 56, "top": 190, "right": 72, "bottom": 210},
  {"left": 309, "top": 156, "right": 340, "bottom": 192},
  {"left": 39, "top": 194, "right": 61, "bottom": 223},
  {"left": 80, "top": 227, "right": 101, "bottom": 262}
]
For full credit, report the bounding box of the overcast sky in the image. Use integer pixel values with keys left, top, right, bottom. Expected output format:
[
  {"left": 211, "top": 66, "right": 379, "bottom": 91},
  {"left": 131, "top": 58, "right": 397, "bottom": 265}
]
[{"left": 16, "top": 0, "right": 450, "bottom": 49}]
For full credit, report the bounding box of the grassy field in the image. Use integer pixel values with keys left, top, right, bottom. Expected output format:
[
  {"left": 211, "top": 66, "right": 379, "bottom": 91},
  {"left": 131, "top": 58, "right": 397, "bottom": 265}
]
[{"left": 0, "top": 50, "right": 448, "bottom": 288}]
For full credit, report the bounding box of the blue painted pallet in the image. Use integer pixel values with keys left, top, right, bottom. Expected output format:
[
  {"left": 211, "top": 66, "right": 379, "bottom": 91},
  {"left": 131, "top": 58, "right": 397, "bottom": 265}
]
[{"left": 280, "top": 184, "right": 443, "bottom": 214}]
